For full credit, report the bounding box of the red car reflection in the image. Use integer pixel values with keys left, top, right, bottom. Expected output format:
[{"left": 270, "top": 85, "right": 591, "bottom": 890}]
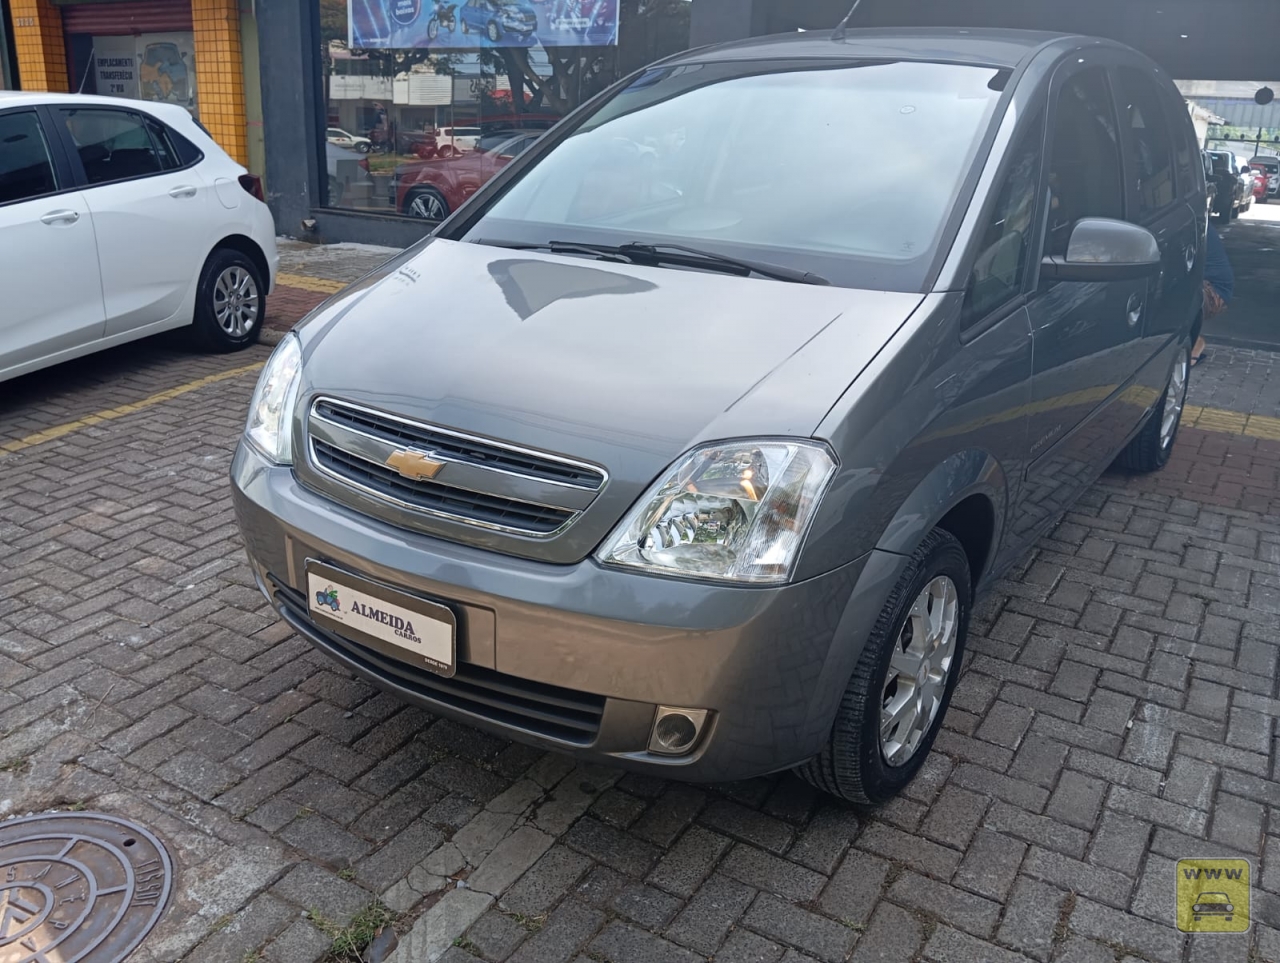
[{"left": 395, "top": 130, "right": 542, "bottom": 219}]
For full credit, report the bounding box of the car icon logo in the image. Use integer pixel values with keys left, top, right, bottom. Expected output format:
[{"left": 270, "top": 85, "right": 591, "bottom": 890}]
[
  {"left": 1192, "top": 892, "right": 1235, "bottom": 921},
  {"left": 315, "top": 587, "right": 341, "bottom": 611}
]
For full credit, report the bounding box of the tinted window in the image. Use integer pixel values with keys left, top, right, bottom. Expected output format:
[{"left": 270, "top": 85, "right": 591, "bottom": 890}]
[
  {"left": 967, "top": 115, "right": 1043, "bottom": 319},
  {"left": 1113, "top": 67, "right": 1178, "bottom": 219},
  {"left": 59, "top": 108, "right": 164, "bottom": 185},
  {"left": 145, "top": 118, "right": 183, "bottom": 172},
  {"left": 0, "top": 111, "right": 58, "bottom": 204},
  {"left": 1165, "top": 91, "right": 1199, "bottom": 199},
  {"left": 1046, "top": 68, "right": 1124, "bottom": 257},
  {"left": 465, "top": 60, "right": 1010, "bottom": 292}
]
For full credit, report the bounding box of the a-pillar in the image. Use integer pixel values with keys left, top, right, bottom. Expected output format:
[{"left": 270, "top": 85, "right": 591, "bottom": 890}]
[
  {"left": 10, "top": 0, "right": 69, "bottom": 92},
  {"left": 192, "top": 0, "right": 248, "bottom": 165}
]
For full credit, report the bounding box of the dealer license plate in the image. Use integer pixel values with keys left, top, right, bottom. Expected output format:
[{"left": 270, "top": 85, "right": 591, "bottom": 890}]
[{"left": 305, "top": 561, "right": 455, "bottom": 677}]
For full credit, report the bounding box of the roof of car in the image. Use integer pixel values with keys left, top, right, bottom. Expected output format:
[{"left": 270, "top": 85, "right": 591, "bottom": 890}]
[{"left": 667, "top": 27, "right": 1106, "bottom": 71}]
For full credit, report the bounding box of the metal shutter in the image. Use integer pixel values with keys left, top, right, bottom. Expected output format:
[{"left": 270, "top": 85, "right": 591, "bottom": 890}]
[{"left": 61, "top": 1, "right": 194, "bottom": 35}]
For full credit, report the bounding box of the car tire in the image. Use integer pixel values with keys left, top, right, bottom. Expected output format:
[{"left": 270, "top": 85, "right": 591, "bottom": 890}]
[
  {"left": 356, "top": 141, "right": 371, "bottom": 154},
  {"left": 487, "top": 20, "right": 501, "bottom": 42},
  {"left": 404, "top": 187, "right": 450, "bottom": 220},
  {"left": 461, "top": 17, "right": 470, "bottom": 32},
  {"left": 191, "top": 247, "right": 266, "bottom": 353},
  {"left": 1115, "top": 346, "right": 1190, "bottom": 473},
  {"left": 428, "top": 16, "right": 440, "bottom": 38},
  {"left": 796, "top": 528, "right": 971, "bottom": 806}
]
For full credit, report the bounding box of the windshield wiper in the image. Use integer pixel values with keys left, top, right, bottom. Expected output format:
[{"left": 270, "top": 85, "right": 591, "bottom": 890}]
[{"left": 474, "top": 238, "right": 830, "bottom": 286}]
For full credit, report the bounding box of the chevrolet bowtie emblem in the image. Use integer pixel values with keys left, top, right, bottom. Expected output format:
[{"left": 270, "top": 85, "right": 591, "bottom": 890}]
[{"left": 385, "top": 449, "right": 446, "bottom": 481}]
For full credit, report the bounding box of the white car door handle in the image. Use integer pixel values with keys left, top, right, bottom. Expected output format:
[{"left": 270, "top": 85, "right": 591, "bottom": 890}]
[
  {"left": 40, "top": 210, "right": 80, "bottom": 225},
  {"left": 168, "top": 186, "right": 198, "bottom": 198}
]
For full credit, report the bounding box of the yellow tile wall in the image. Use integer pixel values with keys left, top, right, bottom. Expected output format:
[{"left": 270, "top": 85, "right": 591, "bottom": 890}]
[
  {"left": 10, "top": 0, "right": 69, "bottom": 92},
  {"left": 192, "top": 0, "right": 248, "bottom": 165}
]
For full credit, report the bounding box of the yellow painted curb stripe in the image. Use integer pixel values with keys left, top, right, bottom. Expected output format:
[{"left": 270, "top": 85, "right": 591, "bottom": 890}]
[
  {"left": 276, "top": 272, "right": 346, "bottom": 295},
  {"left": 0, "top": 361, "right": 265, "bottom": 456}
]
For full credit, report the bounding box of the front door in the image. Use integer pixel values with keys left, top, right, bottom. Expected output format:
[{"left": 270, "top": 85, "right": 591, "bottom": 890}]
[
  {"left": 1013, "top": 65, "right": 1148, "bottom": 543},
  {"left": 0, "top": 108, "right": 105, "bottom": 375},
  {"left": 53, "top": 105, "right": 210, "bottom": 336}
]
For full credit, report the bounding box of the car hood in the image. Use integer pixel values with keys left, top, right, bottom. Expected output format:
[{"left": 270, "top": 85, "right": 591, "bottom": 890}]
[{"left": 294, "top": 239, "right": 924, "bottom": 562}]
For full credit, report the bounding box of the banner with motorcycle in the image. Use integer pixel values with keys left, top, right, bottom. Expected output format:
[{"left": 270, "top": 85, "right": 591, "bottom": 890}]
[{"left": 349, "top": 0, "right": 620, "bottom": 50}]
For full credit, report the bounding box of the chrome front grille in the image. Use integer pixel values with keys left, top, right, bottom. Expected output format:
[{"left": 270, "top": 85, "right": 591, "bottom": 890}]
[{"left": 307, "top": 398, "right": 606, "bottom": 538}]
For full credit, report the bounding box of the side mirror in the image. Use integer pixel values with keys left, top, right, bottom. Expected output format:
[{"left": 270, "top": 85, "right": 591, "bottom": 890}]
[{"left": 1040, "top": 218, "right": 1162, "bottom": 283}]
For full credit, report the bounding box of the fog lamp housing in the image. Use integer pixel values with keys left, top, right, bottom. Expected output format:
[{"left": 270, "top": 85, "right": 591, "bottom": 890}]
[{"left": 649, "top": 707, "right": 709, "bottom": 756}]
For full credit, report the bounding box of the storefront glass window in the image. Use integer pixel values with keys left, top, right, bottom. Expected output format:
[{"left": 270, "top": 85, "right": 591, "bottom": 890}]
[
  {"left": 316, "top": 0, "right": 691, "bottom": 218},
  {"left": 68, "top": 33, "right": 200, "bottom": 115}
]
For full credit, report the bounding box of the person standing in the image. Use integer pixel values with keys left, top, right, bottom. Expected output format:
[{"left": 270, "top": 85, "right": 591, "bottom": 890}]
[{"left": 1195, "top": 224, "right": 1234, "bottom": 366}]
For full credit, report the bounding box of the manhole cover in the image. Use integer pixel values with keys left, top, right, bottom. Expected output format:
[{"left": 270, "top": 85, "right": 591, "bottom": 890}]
[{"left": 0, "top": 812, "right": 171, "bottom": 962}]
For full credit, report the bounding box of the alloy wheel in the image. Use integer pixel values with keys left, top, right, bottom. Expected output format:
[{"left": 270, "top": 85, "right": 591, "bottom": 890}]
[
  {"left": 408, "top": 191, "right": 447, "bottom": 219},
  {"left": 213, "top": 266, "right": 259, "bottom": 337},
  {"left": 880, "top": 575, "right": 960, "bottom": 767},
  {"left": 1161, "top": 353, "right": 1189, "bottom": 450}
]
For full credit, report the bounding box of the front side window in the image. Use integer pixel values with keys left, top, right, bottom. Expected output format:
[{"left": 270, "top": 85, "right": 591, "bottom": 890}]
[
  {"left": 0, "top": 111, "right": 58, "bottom": 205},
  {"left": 58, "top": 108, "right": 164, "bottom": 185},
  {"left": 463, "top": 60, "right": 1011, "bottom": 291},
  {"left": 1112, "top": 67, "right": 1177, "bottom": 219},
  {"left": 1045, "top": 68, "right": 1124, "bottom": 257},
  {"left": 966, "top": 114, "right": 1043, "bottom": 319}
]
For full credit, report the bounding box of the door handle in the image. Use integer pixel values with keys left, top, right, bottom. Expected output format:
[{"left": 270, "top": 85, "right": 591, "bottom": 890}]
[
  {"left": 1126, "top": 293, "right": 1144, "bottom": 327},
  {"left": 1184, "top": 244, "right": 1197, "bottom": 272},
  {"left": 40, "top": 210, "right": 80, "bottom": 225},
  {"left": 168, "top": 185, "right": 198, "bottom": 198}
]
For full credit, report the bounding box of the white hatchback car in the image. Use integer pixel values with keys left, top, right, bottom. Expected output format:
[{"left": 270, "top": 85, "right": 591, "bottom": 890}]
[{"left": 0, "top": 93, "right": 278, "bottom": 383}]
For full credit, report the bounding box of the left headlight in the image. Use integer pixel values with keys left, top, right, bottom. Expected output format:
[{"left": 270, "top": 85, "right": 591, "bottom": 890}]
[
  {"left": 244, "top": 333, "right": 303, "bottom": 465},
  {"left": 596, "top": 440, "right": 837, "bottom": 584}
]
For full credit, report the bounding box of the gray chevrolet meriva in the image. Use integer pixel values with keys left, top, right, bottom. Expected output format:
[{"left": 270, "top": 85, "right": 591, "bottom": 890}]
[{"left": 232, "top": 29, "right": 1205, "bottom": 803}]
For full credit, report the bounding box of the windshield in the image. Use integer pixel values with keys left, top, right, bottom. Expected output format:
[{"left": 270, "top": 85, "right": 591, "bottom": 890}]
[{"left": 461, "top": 60, "right": 1008, "bottom": 291}]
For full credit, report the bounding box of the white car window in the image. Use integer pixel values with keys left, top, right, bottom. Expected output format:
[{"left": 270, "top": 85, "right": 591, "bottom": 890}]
[{"left": 0, "top": 111, "right": 59, "bottom": 205}]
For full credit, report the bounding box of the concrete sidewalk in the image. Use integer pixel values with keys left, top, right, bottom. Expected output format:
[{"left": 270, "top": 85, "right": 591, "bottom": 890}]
[{"left": 266, "top": 239, "right": 401, "bottom": 334}]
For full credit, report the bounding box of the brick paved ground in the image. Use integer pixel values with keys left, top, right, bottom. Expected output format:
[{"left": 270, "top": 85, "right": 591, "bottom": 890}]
[{"left": 4, "top": 336, "right": 1280, "bottom": 963}]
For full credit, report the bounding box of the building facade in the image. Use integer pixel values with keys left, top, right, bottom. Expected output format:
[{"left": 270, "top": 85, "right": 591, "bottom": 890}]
[{"left": 4, "top": 0, "right": 262, "bottom": 172}]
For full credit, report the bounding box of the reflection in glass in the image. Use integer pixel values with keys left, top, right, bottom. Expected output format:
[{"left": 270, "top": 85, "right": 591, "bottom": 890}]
[{"left": 316, "top": 0, "right": 691, "bottom": 216}]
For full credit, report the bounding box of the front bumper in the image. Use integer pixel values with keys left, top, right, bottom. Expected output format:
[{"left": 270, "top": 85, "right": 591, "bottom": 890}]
[{"left": 231, "top": 441, "right": 891, "bottom": 782}]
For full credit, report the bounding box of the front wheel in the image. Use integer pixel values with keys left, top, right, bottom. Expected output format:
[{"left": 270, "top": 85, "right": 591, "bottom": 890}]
[
  {"left": 487, "top": 20, "right": 501, "bottom": 42},
  {"left": 192, "top": 248, "right": 265, "bottom": 352},
  {"left": 427, "top": 16, "right": 440, "bottom": 38},
  {"left": 797, "top": 529, "right": 971, "bottom": 806},
  {"left": 404, "top": 187, "right": 450, "bottom": 220},
  {"left": 1115, "top": 346, "right": 1189, "bottom": 473},
  {"left": 356, "top": 141, "right": 371, "bottom": 154}
]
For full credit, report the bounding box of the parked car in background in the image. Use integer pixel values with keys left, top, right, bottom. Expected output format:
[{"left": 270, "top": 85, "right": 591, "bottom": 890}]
[
  {"left": 327, "top": 142, "right": 373, "bottom": 207},
  {"left": 1250, "top": 156, "right": 1280, "bottom": 200},
  {"left": 1202, "top": 151, "right": 1218, "bottom": 217},
  {"left": 1250, "top": 167, "right": 1269, "bottom": 203},
  {"left": 1208, "top": 150, "right": 1248, "bottom": 221},
  {"left": 435, "top": 126, "right": 483, "bottom": 157},
  {"left": 2, "top": 92, "right": 277, "bottom": 382},
  {"left": 396, "top": 130, "right": 541, "bottom": 218},
  {"left": 327, "top": 127, "right": 373, "bottom": 154},
  {"left": 235, "top": 30, "right": 1204, "bottom": 806}
]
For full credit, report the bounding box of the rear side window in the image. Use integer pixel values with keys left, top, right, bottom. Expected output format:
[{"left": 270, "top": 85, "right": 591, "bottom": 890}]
[
  {"left": 1046, "top": 68, "right": 1124, "bottom": 256},
  {"left": 145, "top": 117, "right": 183, "bottom": 171},
  {"left": 58, "top": 108, "right": 163, "bottom": 185},
  {"left": 1112, "top": 67, "right": 1178, "bottom": 220},
  {"left": 0, "top": 111, "right": 58, "bottom": 204}
]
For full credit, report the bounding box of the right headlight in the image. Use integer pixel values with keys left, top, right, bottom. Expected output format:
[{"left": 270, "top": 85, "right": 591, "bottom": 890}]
[
  {"left": 596, "top": 440, "right": 837, "bottom": 584},
  {"left": 244, "top": 333, "right": 302, "bottom": 465}
]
